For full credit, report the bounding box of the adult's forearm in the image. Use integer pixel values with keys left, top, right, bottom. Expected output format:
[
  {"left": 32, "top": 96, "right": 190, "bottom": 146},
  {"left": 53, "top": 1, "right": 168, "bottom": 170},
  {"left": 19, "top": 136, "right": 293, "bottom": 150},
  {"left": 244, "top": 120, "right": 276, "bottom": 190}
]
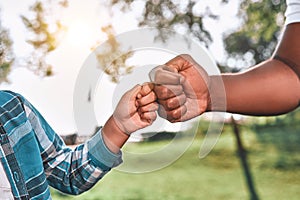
[{"left": 209, "top": 59, "right": 300, "bottom": 116}]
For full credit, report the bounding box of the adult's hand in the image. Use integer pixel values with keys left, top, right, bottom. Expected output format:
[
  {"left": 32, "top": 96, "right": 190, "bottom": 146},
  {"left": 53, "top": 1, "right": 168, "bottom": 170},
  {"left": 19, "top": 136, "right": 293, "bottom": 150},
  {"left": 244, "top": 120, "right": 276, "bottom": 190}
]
[{"left": 151, "top": 54, "right": 211, "bottom": 122}]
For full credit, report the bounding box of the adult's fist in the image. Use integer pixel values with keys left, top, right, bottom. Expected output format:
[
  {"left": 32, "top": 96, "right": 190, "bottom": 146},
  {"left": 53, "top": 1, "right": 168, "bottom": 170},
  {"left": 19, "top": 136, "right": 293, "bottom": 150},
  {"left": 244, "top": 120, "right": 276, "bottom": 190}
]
[{"left": 150, "top": 54, "right": 210, "bottom": 122}]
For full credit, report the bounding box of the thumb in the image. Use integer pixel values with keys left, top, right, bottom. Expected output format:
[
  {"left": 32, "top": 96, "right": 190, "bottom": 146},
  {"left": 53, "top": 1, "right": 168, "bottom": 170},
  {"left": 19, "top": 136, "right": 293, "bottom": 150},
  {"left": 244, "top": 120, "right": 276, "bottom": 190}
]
[
  {"left": 149, "top": 66, "right": 184, "bottom": 85},
  {"left": 160, "top": 65, "right": 178, "bottom": 73}
]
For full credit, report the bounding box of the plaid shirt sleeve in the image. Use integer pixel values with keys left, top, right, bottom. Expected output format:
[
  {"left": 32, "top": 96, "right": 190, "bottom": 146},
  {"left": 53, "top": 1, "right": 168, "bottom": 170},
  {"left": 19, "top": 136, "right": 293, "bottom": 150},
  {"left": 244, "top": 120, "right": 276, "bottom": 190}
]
[{"left": 20, "top": 95, "right": 123, "bottom": 195}]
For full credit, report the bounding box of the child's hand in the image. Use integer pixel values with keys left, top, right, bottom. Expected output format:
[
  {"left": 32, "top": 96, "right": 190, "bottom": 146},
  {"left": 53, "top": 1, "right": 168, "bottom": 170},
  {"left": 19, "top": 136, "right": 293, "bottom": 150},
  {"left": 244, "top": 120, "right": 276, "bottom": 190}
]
[{"left": 113, "top": 83, "right": 158, "bottom": 135}]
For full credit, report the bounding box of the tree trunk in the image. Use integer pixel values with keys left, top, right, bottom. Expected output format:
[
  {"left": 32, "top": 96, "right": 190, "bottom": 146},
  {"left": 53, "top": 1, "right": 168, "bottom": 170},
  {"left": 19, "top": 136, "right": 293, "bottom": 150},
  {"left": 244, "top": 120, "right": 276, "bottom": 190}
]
[{"left": 231, "top": 116, "right": 260, "bottom": 200}]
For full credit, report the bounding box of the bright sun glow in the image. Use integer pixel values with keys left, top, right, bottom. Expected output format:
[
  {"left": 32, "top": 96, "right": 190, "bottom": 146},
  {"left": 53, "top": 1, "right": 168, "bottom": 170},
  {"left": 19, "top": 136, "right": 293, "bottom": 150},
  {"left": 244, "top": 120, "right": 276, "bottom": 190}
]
[{"left": 66, "top": 21, "right": 95, "bottom": 47}]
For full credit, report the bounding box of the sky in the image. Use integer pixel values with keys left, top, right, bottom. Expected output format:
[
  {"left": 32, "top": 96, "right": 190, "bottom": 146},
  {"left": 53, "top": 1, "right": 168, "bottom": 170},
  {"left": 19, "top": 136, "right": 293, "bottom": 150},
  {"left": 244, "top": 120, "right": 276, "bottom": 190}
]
[{"left": 0, "top": 0, "right": 240, "bottom": 136}]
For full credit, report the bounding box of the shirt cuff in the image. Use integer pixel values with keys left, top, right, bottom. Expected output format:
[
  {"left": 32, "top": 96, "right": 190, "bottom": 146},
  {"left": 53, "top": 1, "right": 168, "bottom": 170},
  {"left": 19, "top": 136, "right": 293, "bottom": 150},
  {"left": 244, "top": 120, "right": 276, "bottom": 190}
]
[
  {"left": 87, "top": 128, "right": 123, "bottom": 170},
  {"left": 285, "top": 3, "right": 300, "bottom": 25}
]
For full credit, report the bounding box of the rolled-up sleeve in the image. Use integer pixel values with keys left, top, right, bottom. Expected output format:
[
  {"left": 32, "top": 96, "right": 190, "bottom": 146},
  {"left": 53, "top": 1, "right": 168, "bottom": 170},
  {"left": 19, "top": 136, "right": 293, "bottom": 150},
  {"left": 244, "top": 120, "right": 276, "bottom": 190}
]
[
  {"left": 18, "top": 93, "right": 122, "bottom": 195},
  {"left": 285, "top": 0, "right": 300, "bottom": 25},
  {"left": 87, "top": 130, "right": 123, "bottom": 170}
]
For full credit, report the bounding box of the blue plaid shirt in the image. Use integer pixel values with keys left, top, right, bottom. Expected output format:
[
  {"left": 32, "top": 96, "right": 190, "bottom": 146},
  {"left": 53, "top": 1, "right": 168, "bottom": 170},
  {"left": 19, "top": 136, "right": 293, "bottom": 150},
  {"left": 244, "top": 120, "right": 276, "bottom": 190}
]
[{"left": 0, "top": 90, "right": 122, "bottom": 199}]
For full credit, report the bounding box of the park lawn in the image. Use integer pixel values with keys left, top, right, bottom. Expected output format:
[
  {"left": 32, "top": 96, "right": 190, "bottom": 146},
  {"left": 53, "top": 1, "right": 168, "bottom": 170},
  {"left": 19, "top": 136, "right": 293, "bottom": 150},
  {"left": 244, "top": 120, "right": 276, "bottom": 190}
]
[{"left": 51, "top": 129, "right": 300, "bottom": 200}]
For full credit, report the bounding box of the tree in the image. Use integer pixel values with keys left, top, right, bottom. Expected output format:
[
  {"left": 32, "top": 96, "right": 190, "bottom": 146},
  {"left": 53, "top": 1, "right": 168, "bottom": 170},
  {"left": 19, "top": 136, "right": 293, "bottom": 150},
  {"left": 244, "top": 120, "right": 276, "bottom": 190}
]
[
  {"left": 225, "top": 0, "right": 300, "bottom": 167},
  {"left": 92, "top": 0, "right": 226, "bottom": 82},
  {"left": 103, "top": 1, "right": 294, "bottom": 199},
  {"left": 21, "top": 0, "right": 134, "bottom": 83},
  {"left": 92, "top": 25, "right": 134, "bottom": 83},
  {"left": 107, "top": 0, "right": 223, "bottom": 46},
  {"left": 224, "top": 0, "right": 286, "bottom": 70},
  {"left": 1, "top": 0, "right": 295, "bottom": 198},
  {"left": 20, "top": 0, "right": 68, "bottom": 76},
  {"left": 0, "top": 11, "right": 14, "bottom": 83}
]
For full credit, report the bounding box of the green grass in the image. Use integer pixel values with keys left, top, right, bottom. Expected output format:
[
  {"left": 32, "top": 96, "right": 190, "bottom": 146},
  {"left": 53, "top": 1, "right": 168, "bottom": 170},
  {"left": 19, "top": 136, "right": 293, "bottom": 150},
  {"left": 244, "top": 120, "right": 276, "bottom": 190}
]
[{"left": 51, "top": 128, "right": 300, "bottom": 200}]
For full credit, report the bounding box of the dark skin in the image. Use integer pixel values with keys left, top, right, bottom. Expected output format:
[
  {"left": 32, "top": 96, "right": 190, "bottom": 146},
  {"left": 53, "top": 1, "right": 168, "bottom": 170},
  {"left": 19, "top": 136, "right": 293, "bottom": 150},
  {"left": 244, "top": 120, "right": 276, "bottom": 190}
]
[{"left": 153, "top": 23, "right": 300, "bottom": 122}]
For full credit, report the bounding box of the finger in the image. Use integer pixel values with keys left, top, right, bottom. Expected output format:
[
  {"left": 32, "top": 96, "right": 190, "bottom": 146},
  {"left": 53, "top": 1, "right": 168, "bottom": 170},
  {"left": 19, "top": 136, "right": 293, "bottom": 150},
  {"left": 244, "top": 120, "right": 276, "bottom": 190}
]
[
  {"left": 149, "top": 66, "right": 161, "bottom": 82},
  {"left": 160, "top": 65, "right": 178, "bottom": 73},
  {"left": 138, "top": 82, "right": 154, "bottom": 98},
  {"left": 131, "top": 85, "right": 142, "bottom": 108},
  {"left": 149, "top": 65, "right": 179, "bottom": 80},
  {"left": 128, "top": 84, "right": 142, "bottom": 101},
  {"left": 158, "top": 105, "right": 187, "bottom": 122},
  {"left": 137, "top": 91, "right": 157, "bottom": 106},
  {"left": 166, "top": 54, "right": 210, "bottom": 86},
  {"left": 158, "top": 94, "right": 186, "bottom": 110},
  {"left": 141, "top": 111, "right": 157, "bottom": 122},
  {"left": 164, "top": 54, "right": 194, "bottom": 71},
  {"left": 154, "top": 84, "right": 183, "bottom": 100},
  {"left": 121, "top": 84, "right": 141, "bottom": 108},
  {"left": 138, "top": 102, "right": 159, "bottom": 113},
  {"left": 149, "top": 66, "right": 184, "bottom": 85}
]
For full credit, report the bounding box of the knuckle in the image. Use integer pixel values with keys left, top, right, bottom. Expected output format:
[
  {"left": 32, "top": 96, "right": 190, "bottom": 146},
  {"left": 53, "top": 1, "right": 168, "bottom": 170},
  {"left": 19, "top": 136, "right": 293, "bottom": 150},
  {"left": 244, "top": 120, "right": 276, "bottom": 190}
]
[
  {"left": 150, "top": 91, "right": 157, "bottom": 100},
  {"left": 167, "top": 99, "right": 175, "bottom": 109},
  {"left": 167, "top": 113, "right": 176, "bottom": 122},
  {"left": 171, "top": 110, "right": 179, "bottom": 119},
  {"left": 149, "top": 112, "right": 156, "bottom": 120},
  {"left": 180, "top": 54, "right": 191, "bottom": 59},
  {"left": 153, "top": 87, "right": 160, "bottom": 96},
  {"left": 162, "top": 87, "right": 169, "bottom": 98},
  {"left": 172, "top": 109, "right": 182, "bottom": 119},
  {"left": 154, "top": 88, "right": 164, "bottom": 99}
]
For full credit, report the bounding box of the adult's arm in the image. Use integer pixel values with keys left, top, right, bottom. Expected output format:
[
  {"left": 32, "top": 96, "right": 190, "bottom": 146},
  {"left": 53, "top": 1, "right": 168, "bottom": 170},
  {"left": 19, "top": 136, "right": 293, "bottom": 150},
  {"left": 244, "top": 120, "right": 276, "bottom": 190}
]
[
  {"left": 208, "top": 23, "right": 300, "bottom": 115},
  {"left": 153, "top": 24, "right": 300, "bottom": 122}
]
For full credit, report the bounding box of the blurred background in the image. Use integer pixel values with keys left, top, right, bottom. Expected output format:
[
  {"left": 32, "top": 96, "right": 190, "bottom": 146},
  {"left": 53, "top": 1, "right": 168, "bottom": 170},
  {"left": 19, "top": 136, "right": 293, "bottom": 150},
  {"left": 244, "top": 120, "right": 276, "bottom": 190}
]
[{"left": 0, "top": 0, "right": 299, "bottom": 199}]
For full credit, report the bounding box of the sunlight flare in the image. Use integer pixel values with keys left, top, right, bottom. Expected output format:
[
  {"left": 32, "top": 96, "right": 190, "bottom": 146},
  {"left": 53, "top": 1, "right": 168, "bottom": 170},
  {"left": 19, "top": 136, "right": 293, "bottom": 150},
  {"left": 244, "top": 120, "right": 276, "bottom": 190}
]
[{"left": 66, "top": 21, "right": 94, "bottom": 47}]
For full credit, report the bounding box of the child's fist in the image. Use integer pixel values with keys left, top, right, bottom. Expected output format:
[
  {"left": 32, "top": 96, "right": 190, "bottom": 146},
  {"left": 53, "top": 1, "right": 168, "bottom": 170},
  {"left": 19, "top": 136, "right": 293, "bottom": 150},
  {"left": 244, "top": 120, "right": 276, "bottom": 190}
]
[{"left": 113, "top": 83, "right": 158, "bottom": 135}]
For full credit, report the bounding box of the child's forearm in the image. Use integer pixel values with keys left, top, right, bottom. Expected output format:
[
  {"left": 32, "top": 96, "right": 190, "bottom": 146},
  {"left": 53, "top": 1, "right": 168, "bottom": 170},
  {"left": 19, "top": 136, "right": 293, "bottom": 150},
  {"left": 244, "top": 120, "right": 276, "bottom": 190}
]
[{"left": 102, "top": 116, "right": 129, "bottom": 154}]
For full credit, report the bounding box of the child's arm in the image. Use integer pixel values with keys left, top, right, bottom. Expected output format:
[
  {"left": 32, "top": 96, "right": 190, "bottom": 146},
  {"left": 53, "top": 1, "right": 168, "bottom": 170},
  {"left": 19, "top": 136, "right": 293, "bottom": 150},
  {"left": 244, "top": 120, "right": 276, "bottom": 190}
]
[
  {"left": 102, "top": 83, "right": 158, "bottom": 153},
  {"left": 16, "top": 83, "right": 157, "bottom": 195}
]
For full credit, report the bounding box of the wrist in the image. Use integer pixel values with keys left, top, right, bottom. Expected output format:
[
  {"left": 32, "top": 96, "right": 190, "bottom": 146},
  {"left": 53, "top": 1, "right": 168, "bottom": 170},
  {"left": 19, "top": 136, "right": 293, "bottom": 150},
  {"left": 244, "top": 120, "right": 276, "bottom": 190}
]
[
  {"left": 206, "top": 75, "right": 227, "bottom": 112},
  {"left": 102, "top": 116, "right": 129, "bottom": 153}
]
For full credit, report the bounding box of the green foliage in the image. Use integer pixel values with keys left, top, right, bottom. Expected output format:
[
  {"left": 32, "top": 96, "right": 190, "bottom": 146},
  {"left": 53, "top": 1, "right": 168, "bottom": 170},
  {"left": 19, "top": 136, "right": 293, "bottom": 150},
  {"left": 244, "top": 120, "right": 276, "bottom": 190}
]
[
  {"left": 107, "top": 0, "right": 286, "bottom": 72},
  {"left": 108, "top": 0, "right": 221, "bottom": 46},
  {"left": 93, "top": 25, "right": 134, "bottom": 83},
  {"left": 0, "top": 0, "right": 289, "bottom": 80},
  {"left": 248, "top": 108, "right": 300, "bottom": 169},
  {"left": 0, "top": 16, "right": 13, "bottom": 83},
  {"left": 21, "top": 0, "right": 68, "bottom": 77},
  {"left": 99, "top": 0, "right": 226, "bottom": 83},
  {"left": 0, "top": 63, "right": 11, "bottom": 82},
  {"left": 224, "top": 0, "right": 286, "bottom": 69}
]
